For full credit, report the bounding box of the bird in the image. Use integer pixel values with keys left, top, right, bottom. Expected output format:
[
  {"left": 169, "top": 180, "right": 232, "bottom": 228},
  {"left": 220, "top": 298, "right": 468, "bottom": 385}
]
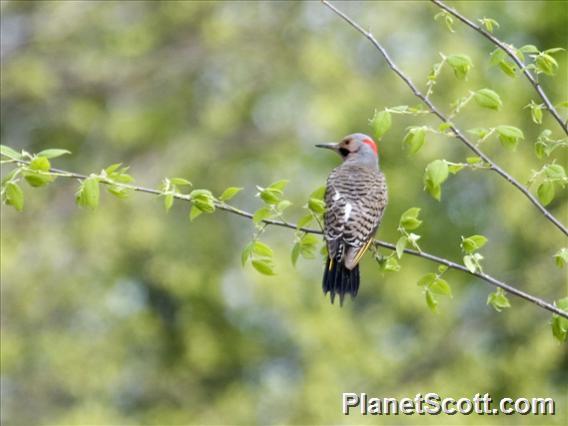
[{"left": 315, "top": 133, "right": 388, "bottom": 305}]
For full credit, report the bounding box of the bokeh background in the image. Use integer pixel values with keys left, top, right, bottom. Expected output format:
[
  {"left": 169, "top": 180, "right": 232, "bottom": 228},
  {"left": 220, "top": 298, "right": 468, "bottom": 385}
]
[{"left": 1, "top": 1, "right": 567, "bottom": 425}]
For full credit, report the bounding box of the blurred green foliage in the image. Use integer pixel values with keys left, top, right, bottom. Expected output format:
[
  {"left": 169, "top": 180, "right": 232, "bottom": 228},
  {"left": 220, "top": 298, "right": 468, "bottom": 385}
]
[{"left": 1, "top": 1, "right": 567, "bottom": 425}]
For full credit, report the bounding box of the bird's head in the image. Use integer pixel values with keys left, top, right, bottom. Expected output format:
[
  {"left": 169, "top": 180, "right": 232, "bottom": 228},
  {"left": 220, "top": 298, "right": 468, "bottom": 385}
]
[{"left": 315, "top": 133, "right": 379, "bottom": 167}]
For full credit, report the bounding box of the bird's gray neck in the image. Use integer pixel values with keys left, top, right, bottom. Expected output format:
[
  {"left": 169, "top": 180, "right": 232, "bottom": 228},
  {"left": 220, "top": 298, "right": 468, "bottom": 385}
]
[{"left": 344, "top": 154, "right": 379, "bottom": 170}]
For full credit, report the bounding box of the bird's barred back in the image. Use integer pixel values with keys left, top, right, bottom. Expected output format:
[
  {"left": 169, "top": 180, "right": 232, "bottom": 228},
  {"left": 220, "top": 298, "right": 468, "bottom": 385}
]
[{"left": 323, "top": 164, "right": 387, "bottom": 259}]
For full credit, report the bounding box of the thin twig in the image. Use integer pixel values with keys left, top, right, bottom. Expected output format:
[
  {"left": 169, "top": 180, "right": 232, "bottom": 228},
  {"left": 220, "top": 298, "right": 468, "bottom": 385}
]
[
  {"left": 321, "top": 0, "right": 568, "bottom": 236},
  {"left": 9, "top": 159, "right": 568, "bottom": 318},
  {"left": 431, "top": 0, "right": 568, "bottom": 135}
]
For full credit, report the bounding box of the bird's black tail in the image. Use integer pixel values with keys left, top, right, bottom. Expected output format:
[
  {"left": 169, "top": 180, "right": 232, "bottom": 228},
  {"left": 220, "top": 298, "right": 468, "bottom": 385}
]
[{"left": 322, "top": 257, "right": 360, "bottom": 305}]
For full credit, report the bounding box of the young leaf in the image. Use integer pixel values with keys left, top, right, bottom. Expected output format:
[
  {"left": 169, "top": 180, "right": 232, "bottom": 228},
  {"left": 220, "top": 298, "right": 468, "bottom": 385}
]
[
  {"left": 446, "top": 54, "right": 473, "bottom": 80},
  {"left": 383, "top": 257, "right": 400, "bottom": 272},
  {"left": 297, "top": 213, "right": 313, "bottom": 229},
  {"left": 164, "top": 193, "right": 174, "bottom": 212},
  {"left": 425, "top": 289, "right": 438, "bottom": 313},
  {"left": 554, "top": 248, "right": 568, "bottom": 268},
  {"left": 310, "top": 186, "right": 326, "bottom": 200},
  {"left": 4, "top": 181, "right": 24, "bottom": 211},
  {"left": 400, "top": 207, "right": 422, "bottom": 231},
  {"left": 403, "top": 127, "right": 426, "bottom": 154},
  {"left": 76, "top": 176, "right": 100, "bottom": 209},
  {"left": 496, "top": 125, "right": 524, "bottom": 150},
  {"left": 291, "top": 242, "right": 301, "bottom": 267},
  {"left": 189, "top": 205, "right": 202, "bottom": 221},
  {"left": 252, "top": 259, "right": 276, "bottom": 276},
  {"left": 487, "top": 288, "right": 511, "bottom": 312},
  {"left": 253, "top": 206, "right": 272, "bottom": 224},
  {"left": 396, "top": 236, "right": 407, "bottom": 259},
  {"left": 551, "top": 297, "right": 568, "bottom": 342},
  {"left": 461, "top": 235, "right": 488, "bottom": 253},
  {"left": 370, "top": 110, "right": 392, "bottom": 139},
  {"left": 268, "top": 180, "right": 289, "bottom": 192},
  {"left": 424, "top": 160, "right": 449, "bottom": 201},
  {"left": 537, "top": 180, "right": 555, "bottom": 206},
  {"left": 535, "top": 53, "right": 558, "bottom": 76},
  {"left": 241, "top": 242, "right": 253, "bottom": 266},
  {"left": 430, "top": 278, "right": 452, "bottom": 297},
  {"left": 0, "top": 145, "right": 23, "bottom": 160},
  {"left": 219, "top": 187, "right": 242, "bottom": 201},
  {"left": 417, "top": 273, "right": 436, "bottom": 287},
  {"left": 107, "top": 185, "right": 131, "bottom": 199},
  {"left": 308, "top": 198, "right": 325, "bottom": 214},
  {"left": 474, "top": 89, "right": 502, "bottom": 110},
  {"left": 169, "top": 177, "right": 192, "bottom": 187},
  {"left": 544, "top": 164, "right": 566, "bottom": 180},
  {"left": 478, "top": 17, "right": 499, "bottom": 33},
  {"left": 36, "top": 149, "right": 71, "bottom": 159},
  {"left": 463, "top": 255, "right": 477, "bottom": 273},
  {"left": 252, "top": 241, "right": 273, "bottom": 258},
  {"left": 24, "top": 156, "right": 53, "bottom": 187}
]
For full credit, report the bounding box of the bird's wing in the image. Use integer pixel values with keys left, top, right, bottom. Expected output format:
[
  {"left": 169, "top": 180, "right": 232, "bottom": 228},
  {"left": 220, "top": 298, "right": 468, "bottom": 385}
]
[
  {"left": 323, "top": 168, "right": 347, "bottom": 260},
  {"left": 343, "top": 170, "right": 388, "bottom": 269}
]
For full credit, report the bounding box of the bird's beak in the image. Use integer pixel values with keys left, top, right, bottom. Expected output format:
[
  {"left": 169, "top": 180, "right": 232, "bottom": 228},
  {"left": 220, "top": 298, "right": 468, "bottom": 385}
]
[{"left": 315, "top": 142, "right": 339, "bottom": 151}]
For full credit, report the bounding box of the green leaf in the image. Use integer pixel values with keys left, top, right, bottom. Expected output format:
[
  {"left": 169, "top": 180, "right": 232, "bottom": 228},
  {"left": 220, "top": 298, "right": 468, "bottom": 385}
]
[
  {"left": 219, "top": 186, "right": 242, "bottom": 201},
  {"left": 466, "top": 156, "right": 482, "bottom": 164},
  {"left": 0, "top": 145, "right": 22, "bottom": 160},
  {"left": 395, "top": 236, "right": 407, "bottom": 259},
  {"left": 446, "top": 54, "right": 473, "bottom": 80},
  {"left": 478, "top": 17, "right": 499, "bottom": 33},
  {"left": 417, "top": 273, "right": 436, "bottom": 287},
  {"left": 537, "top": 180, "right": 555, "bottom": 206},
  {"left": 463, "top": 255, "right": 477, "bottom": 273},
  {"left": 241, "top": 242, "right": 253, "bottom": 266},
  {"left": 383, "top": 256, "right": 400, "bottom": 272},
  {"left": 253, "top": 206, "right": 272, "bottom": 224},
  {"left": 252, "top": 241, "right": 273, "bottom": 258},
  {"left": 299, "top": 233, "right": 319, "bottom": 259},
  {"left": 430, "top": 278, "right": 452, "bottom": 297},
  {"left": 467, "top": 128, "right": 490, "bottom": 139},
  {"left": 551, "top": 297, "right": 568, "bottom": 342},
  {"left": 535, "top": 53, "right": 558, "bottom": 76},
  {"left": 448, "top": 164, "right": 464, "bottom": 174},
  {"left": 297, "top": 213, "right": 313, "bottom": 229},
  {"left": 164, "top": 193, "right": 174, "bottom": 212},
  {"left": 370, "top": 110, "right": 392, "bottom": 139},
  {"left": 438, "top": 265, "right": 448, "bottom": 274},
  {"left": 487, "top": 288, "right": 511, "bottom": 312},
  {"left": 36, "top": 149, "right": 71, "bottom": 159},
  {"left": 424, "top": 160, "right": 449, "bottom": 201},
  {"left": 554, "top": 248, "right": 568, "bottom": 268},
  {"left": 170, "top": 177, "right": 192, "bottom": 187},
  {"left": 252, "top": 259, "right": 276, "bottom": 276},
  {"left": 310, "top": 186, "right": 326, "bottom": 200},
  {"left": 105, "top": 163, "right": 122, "bottom": 174},
  {"left": 189, "top": 205, "right": 203, "bottom": 221},
  {"left": 544, "top": 164, "right": 566, "bottom": 180},
  {"left": 24, "top": 156, "right": 54, "bottom": 187},
  {"left": 277, "top": 200, "right": 292, "bottom": 213},
  {"left": 76, "top": 176, "right": 100, "bottom": 209},
  {"left": 519, "top": 44, "right": 539, "bottom": 54},
  {"left": 106, "top": 185, "right": 131, "bottom": 199},
  {"left": 291, "top": 242, "right": 301, "bottom": 267},
  {"left": 474, "top": 89, "right": 502, "bottom": 110},
  {"left": 268, "top": 179, "right": 289, "bottom": 191},
  {"left": 425, "top": 289, "right": 438, "bottom": 313},
  {"left": 496, "top": 125, "right": 524, "bottom": 150},
  {"left": 498, "top": 60, "right": 517, "bottom": 78},
  {"left": 400, "top": 207, "right": 422, "bottom": 231},
  {"left": 194, "top": 199, "right": 215, "bottom": 213},
  {"left": 4, "top": 181, "right": 24, "bottom": 211},
  {"left": 308, "top": 197, "right": 325, "bottom": 214},
  {"left": 403, "top": 127, "right": 426, "bottom": 154},
  {"left": 461, "top": 235, "right": 488, "bottom": 253},
  {"left": 259, "top": 188, "right": 281, "bottom": 204}
]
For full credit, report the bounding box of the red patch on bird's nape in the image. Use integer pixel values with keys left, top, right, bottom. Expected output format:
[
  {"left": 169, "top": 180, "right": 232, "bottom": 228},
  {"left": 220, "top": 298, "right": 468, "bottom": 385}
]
[{"left": 363, "top": 138, "right": 378, "bottom": 156}]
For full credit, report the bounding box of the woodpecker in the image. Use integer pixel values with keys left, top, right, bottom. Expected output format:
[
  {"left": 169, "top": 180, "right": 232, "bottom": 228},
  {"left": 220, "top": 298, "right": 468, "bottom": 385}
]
[{"left": 316, "top": 133, "right": 388, "bottom": 305}]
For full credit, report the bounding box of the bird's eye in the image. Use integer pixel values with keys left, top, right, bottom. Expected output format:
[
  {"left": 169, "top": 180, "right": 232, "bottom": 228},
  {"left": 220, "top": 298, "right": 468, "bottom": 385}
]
[{"left": 345, "top": 140, "right": 350, "bottom": 145}]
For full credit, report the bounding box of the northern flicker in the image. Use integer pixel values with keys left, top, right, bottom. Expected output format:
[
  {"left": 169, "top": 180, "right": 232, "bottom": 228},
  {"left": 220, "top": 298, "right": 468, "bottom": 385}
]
[{"left": 316, "top": 133, "right": 388, "bottom": 305}]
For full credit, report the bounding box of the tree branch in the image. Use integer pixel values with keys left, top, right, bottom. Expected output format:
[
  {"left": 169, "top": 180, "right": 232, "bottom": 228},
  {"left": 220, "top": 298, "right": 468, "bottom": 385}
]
[
  {"left": 8, "top": 159, "right": 567, "bottom": 319},
  {"left": 431, "top": 0, "right": 568, "bottom": 135},
  {"left": 321, "top": 0, "right": 568, "bottom": 237}
]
